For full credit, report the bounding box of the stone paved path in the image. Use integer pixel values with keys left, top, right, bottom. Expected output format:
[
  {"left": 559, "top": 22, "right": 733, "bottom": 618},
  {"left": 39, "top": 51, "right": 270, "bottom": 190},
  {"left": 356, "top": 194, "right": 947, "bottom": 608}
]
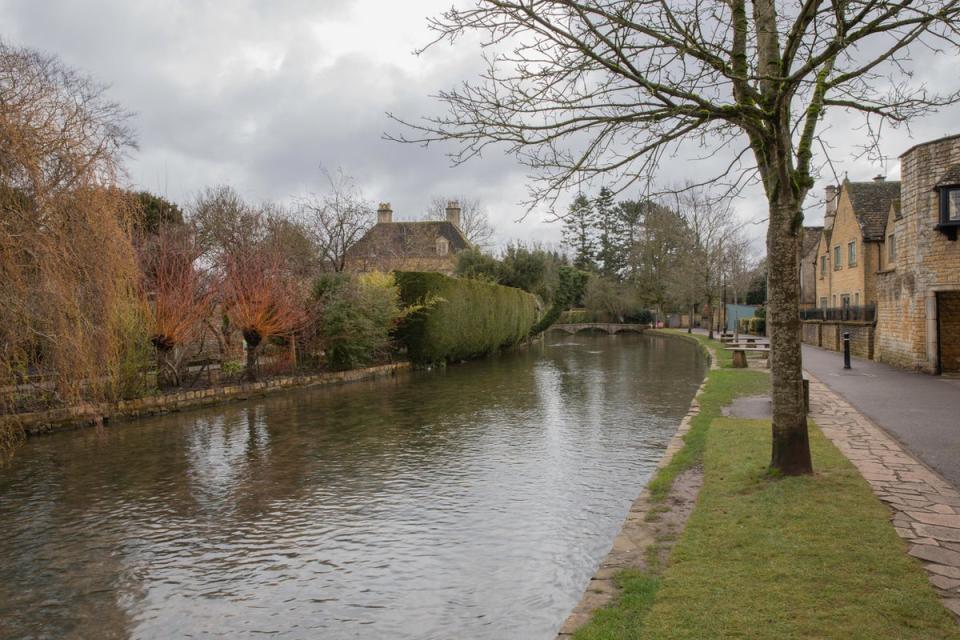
[{"left": 808, "top": 372, "right": 960, "bottom": 617}]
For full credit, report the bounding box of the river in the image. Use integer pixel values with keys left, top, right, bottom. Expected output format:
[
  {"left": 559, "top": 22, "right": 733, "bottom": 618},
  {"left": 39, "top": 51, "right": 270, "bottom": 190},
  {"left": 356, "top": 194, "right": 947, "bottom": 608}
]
[{"left": 0, "top": 332, "right": 705, "bottom": 640}]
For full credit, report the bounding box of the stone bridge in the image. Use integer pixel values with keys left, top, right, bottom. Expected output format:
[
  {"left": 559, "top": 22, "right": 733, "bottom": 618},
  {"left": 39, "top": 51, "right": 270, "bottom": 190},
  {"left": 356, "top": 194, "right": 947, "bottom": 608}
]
[{"left": 548, "top": 323, "right": 648, "bottom": 335}]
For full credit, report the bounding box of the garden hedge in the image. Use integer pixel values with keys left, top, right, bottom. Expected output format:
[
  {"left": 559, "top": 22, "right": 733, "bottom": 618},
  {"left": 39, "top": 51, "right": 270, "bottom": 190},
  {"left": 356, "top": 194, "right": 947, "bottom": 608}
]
[{"left": 394, "top": 271, "right": 539, "bottom": 364}]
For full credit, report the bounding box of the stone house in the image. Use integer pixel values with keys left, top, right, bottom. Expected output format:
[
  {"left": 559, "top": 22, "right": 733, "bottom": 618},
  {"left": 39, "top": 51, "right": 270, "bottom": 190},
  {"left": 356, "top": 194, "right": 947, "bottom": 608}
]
[
  {"left": 814, "top": 178, "right": 901, "bottom": 311},
  {"left": 344, "top": 201, "right": 471, "bottom": 275},
  {"left": 799, "top": 225, "right": 823, "bottom": 310},
  {"left": 876, "top": 134, "right": 960, "bottom": 374}
]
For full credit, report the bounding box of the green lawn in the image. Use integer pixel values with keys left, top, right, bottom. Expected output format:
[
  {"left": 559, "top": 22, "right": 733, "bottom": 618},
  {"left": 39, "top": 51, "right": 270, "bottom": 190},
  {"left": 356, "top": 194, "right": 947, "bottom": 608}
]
[{"left": 575, "top": 333, "right": 959, "bottom": 640}]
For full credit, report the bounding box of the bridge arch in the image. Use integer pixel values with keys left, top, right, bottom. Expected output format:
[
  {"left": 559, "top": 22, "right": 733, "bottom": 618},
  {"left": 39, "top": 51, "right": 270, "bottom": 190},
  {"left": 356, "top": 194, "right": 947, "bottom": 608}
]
[{"left": 547, "top": 323, "right": 649, "bottom": 335}]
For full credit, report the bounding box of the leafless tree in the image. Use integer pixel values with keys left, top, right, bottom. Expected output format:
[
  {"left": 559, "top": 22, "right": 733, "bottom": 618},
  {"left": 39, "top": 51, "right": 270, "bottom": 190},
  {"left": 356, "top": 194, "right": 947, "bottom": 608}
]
[
  {"left": 424, "top": 196, "right": 495, "bottom": 247},
  {"left": 391, "top": 0, "right": 960, "bottom": 474},
  {"left": 673, "top": 184, "right": 749, "bottom": 339},
  {"left": 189, "top": 185, "right": 264, "bottom": 264},
  {"left": 299, "top": 169, "right": 374, "bottom": 272}
]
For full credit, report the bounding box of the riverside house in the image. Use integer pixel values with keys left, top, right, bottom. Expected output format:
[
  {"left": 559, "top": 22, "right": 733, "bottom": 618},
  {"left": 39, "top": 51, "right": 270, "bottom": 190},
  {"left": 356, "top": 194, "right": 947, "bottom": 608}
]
[
  {"left": 802, "top": 133, "right": 960, "bottom": 374},
  {"left": 344, "top": 201, "right": 471, "bottom": 275},
  {"left": 814, "top": 177, "right": 901, "bottom": 313},
  {"left": 876, "top": 134, "right": 960, "bottom": 375}
]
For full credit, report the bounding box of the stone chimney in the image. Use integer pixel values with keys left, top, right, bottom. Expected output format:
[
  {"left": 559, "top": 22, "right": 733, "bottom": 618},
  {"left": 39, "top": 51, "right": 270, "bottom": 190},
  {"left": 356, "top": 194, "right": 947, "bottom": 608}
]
[
  {"left": 377, "top": 202, "right": 393, "bottom": 224},
  {"left": 445, "top": 200, "right": 461, "bottom": 228},
  {"left": 824, "top": 184, "right": 838, "bottom": 230}
]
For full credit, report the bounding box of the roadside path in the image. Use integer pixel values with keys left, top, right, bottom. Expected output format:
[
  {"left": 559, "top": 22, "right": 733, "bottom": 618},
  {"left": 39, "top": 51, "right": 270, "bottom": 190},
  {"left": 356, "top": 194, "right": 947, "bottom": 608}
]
[
  {"left": 807, "top": 374, "right": 960, "bottom": 616},
  {"left": 801, "top": 344, "right": 960, "bottom": 489}
]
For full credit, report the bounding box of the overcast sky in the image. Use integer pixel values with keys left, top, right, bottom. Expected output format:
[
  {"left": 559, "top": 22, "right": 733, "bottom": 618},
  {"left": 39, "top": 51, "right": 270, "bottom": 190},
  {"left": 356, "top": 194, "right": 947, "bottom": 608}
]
[{"left": 2, "top": 0, "right": 958, "bottom": 253}]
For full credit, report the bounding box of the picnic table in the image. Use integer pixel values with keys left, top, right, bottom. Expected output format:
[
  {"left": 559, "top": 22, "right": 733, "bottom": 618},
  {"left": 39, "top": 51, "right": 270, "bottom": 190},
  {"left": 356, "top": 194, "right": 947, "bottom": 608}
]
[{"left": 725, "top": 343, "right": 771, "bottom": 368}]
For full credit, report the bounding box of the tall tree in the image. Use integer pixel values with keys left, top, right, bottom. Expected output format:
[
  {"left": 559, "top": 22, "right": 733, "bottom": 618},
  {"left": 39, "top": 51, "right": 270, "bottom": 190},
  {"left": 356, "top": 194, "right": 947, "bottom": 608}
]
[
  {"left": 617, "top": 199, "right": 646, "bottom": 281},
  {"left": 300, "top": 169, "right": 374, "bottom": 272},
  {"left": 424, "top": 196, "right": 495, "bottom": 248},
  {"left": 562, "top": 194, "right": 596, "bottom": 271},
  {"left": 675, "top": 184, "right": 744, "bottom": 339},
  {"left": 594, "top": 187, "right": 624, "bottom": 279},
  {"left": 634, "top": 202, "right": 689, "bottom": 324},
  {"left": 391, "top": 0, "right": 960, "bottom": 474},
  {"left": 133, "top": 192, "right": 184, "bottom": 233}
]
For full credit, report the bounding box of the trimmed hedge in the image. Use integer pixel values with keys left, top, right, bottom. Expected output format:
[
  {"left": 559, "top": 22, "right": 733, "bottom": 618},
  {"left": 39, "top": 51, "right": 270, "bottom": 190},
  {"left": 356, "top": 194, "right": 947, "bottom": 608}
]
[{"left": 394, "top": 271, "right": 539, "bottom": 364}]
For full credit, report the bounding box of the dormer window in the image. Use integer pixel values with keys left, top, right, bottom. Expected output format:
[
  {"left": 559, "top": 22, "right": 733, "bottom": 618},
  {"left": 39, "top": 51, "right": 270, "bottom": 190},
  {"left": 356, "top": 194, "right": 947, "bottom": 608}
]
[
  {"left": 935, "top": 165, "right": 960, "bottom": 240},
  {"left": 436, "top": 237, "right": 449, "bottom": 255}
]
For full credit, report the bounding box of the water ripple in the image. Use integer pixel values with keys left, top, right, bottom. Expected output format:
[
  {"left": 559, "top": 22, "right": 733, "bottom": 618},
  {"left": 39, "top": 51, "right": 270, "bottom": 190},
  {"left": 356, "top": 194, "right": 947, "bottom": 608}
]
[{"left": 0, "top": 333, "right": 704, "bottom": 640}]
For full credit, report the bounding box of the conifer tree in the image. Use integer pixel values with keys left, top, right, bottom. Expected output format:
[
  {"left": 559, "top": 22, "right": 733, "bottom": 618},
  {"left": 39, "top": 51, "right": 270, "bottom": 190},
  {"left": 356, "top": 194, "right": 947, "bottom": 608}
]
[
  {"left": 562, "top": 194, "right": 596, "bottom": 271},
  {"left": 594, "top": 187, "right": 624, "bottom": 279}
]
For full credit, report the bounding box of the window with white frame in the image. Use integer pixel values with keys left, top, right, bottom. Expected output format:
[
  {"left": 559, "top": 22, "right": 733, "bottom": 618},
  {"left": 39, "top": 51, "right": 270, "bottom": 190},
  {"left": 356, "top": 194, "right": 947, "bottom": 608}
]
[
  {"left": 833, "top": 245, "right": 842, "bottom": 269},
  {"left": 847, "top": 241, "right": 857, "bottom": 267}
]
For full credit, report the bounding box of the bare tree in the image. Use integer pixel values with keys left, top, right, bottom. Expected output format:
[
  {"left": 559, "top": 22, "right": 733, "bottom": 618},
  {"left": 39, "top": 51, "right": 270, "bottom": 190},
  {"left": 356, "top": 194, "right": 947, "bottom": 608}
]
[
  {"left": 300, "top": 169, "right": 374, "bottom": 272},
  {"left": 424, "top": 195, "right": 495, "bottom": 247},
  {"left": 189, "top": 185, "right": 264, "bottom": 264},
  {"left": 391, "top": 0, "right": 960, "bottom": 475},
  {"left": 674, "top": 184, "right": 747, "bottom": 339}
]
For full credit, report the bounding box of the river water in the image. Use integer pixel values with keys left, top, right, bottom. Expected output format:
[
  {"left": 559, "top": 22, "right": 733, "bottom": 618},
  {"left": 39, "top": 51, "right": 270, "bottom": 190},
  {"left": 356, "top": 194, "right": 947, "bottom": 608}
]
[{"left": 0, "top": 332, "right": 705, "bottom": 640}]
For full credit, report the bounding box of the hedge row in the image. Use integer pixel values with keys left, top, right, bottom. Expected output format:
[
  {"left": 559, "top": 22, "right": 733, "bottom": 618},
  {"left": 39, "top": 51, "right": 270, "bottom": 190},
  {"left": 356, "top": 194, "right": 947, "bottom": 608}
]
[{"left": 394, "top": 271, "right": 539, "bottom": 364}]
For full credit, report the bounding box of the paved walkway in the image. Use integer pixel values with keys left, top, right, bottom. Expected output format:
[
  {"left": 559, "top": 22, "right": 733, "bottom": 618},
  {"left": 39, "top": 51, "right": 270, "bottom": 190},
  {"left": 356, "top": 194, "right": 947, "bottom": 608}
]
[
  {"left": 808, "top": 374, "right": 960, "bottom": 616},
  {"left": 802, "top": 344, "right": 960, "bottom": 489}
]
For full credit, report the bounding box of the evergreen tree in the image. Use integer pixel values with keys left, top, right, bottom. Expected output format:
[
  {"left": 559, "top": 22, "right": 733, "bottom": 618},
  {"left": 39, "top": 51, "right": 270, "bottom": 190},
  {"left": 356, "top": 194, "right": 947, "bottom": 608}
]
[
  {"left": 562, "top": 194, "right": 596, "bottom": 271},
  {"left": 593, "top": 187, "right": 625, "bottom": 279}
]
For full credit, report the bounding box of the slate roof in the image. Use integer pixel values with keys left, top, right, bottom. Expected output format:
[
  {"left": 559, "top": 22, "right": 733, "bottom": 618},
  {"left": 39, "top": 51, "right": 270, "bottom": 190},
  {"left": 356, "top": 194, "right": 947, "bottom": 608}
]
[
  {"left": 801, "top": 226, "right": 823, "bottom": 257},
  {"left": 844, "top": 180, "right": 901, "bottom": 241},
  {"left": 347, "top": 220, "right": 470, "bottom": 258},
  {"left": 935, "top": 164, "right": 960, "bottom": 188},
  {"left": 890, "top": 199, "right": 901, "bottom": 220}
]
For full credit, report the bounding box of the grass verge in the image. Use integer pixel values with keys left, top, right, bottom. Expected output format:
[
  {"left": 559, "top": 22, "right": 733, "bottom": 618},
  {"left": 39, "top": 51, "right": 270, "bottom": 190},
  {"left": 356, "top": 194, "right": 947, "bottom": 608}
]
[
  {"left": 646, "top": 330, "right": 767, "bottom": 502},
  {"left": 575, "top": 332, "right": 959, "bottom": 640}
]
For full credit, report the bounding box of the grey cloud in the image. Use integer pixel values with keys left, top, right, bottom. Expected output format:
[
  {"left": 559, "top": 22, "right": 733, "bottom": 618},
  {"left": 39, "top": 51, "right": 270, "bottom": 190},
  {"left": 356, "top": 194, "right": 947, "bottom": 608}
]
[{"left": 2, "top": 0, "right": 958, "bottom": 251}]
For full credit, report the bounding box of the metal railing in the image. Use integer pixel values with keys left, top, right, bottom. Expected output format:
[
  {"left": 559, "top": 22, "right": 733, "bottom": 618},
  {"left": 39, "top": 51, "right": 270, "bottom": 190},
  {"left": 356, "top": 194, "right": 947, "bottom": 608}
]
[{"left": 800, "top": 304, "right": 876, "bottom": 323}]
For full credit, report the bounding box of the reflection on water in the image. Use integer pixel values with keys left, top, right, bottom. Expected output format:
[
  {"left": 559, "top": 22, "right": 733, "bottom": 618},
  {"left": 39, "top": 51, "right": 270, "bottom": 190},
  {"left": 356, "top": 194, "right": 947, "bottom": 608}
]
[{"left": 0, "top": 333, "right": 704, "bottom": 640}]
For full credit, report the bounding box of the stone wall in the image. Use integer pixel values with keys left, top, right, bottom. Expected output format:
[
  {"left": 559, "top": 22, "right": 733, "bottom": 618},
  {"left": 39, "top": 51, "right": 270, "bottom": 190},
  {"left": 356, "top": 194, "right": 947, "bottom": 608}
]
[
  {"left": 876, "top": 134, "right": 960, "bottom": 372},
  {"left": 7, "top": 362, "right": 411, "bottom": 437},
  {"left": 801, "top": 320, "right": 874, "bottom": 359}
]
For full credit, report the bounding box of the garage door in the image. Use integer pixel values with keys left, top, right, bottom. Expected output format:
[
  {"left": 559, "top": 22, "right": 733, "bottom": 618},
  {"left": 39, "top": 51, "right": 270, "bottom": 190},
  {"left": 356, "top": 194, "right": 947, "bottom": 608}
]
[{"left": 938, "top": 291, "right": 960, "bottom": 375}]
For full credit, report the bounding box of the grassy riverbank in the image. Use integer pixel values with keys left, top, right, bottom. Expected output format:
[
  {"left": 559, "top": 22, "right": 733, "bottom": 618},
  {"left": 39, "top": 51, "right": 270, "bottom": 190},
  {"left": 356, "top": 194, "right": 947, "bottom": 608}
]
[{"left": 575, "top": 331, "right": 959, "bottom": 640}]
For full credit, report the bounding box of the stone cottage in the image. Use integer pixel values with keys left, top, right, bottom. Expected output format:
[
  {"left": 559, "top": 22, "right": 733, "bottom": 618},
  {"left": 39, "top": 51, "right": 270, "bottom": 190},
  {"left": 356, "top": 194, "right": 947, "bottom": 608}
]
[
  {"left": 814, "top": 177, "right": 901, "bottom": 311},
  {"left": 876, "top": 134, "right": 960, "bottom": 374},
  {"left": 344, "top": 201, "right": 471, "bottom": 275}
]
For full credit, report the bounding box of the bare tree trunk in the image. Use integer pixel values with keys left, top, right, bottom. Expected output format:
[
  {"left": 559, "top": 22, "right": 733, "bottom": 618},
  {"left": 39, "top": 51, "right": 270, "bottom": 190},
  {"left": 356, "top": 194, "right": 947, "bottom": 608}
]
[
  {"left": 242, "top": 329, "right": 261, "bottom": 382},
  {"left": 767, "top": 198, "right": 812, "bottom": 474},
  {"left": 707, "top": 296, "right": 715, "bottom": 340},
  {"left": 156, "top": 348, "right": 180, "bottom": 389}
]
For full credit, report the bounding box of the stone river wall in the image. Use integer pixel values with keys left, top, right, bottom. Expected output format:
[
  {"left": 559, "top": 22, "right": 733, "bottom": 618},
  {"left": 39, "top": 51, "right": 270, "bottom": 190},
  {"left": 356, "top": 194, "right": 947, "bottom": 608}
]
[{"left": 6, "top": 362, "right": 411, "bottom": 437}]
